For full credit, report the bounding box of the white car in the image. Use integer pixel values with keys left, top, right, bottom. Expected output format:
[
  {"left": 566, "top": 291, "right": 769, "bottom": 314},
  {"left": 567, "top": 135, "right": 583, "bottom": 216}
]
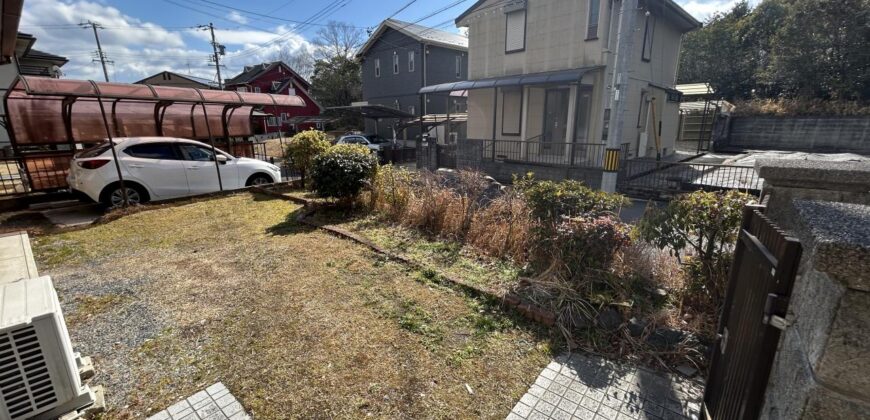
[
  {"left": 336, "top": 134, "right": 392, "bottom": 151},
  {"left": 68, "top": 137, "right": 281, "bottom": 207}
]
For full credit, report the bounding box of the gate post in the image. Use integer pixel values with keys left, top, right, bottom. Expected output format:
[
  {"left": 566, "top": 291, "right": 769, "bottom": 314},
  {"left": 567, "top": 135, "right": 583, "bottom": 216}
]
[{"left": 753, "top": 160, "right": 870, "bottom": 420}]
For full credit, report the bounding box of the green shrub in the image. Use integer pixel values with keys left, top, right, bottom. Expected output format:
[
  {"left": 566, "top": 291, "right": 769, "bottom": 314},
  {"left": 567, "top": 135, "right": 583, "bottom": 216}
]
[
  {"left": 286, "top": 129, "right": 331, "bottom": 187},
  {"left": 311, "top": 144, "right": 377, "bottom": 200},
  {"left": 637, "top": 190, "right": 754, "bottom": 303},
  {"left": 554, "top": 215, "right": 633, "bottom": 275},
  {"left": 514, "top": 174, "right": 630, "bottom": 226},
  {"left": 368, "top": 164, "right": 415, "bottom": 218}
]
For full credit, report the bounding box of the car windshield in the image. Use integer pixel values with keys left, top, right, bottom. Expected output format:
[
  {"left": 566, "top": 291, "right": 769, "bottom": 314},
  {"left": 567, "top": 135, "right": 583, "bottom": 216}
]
[
  {"left": 366, "top": 135, "right": 390, "bottom": 144},
  {"left": 76, "top": 142, "right": 112, "bottom": 158}
]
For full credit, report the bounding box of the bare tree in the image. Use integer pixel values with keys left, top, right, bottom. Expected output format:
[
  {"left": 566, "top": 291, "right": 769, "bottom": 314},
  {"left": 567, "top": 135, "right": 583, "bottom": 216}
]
[
  {"left": 313, "top": 21, "right": 365, "bottom": 61},
  {"left": 271, "top": 45, "right": 315, "bottom": 81}
]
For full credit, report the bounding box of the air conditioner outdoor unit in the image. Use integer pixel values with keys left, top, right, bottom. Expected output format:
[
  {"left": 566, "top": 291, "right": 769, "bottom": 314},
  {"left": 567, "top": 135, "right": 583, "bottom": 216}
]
[{"left": 0, "top": 276, "right": 94, "bottom": 419}]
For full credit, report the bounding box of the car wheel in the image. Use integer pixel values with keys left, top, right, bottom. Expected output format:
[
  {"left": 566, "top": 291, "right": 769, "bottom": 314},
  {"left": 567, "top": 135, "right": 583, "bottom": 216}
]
[
  {"left": 104, "top": 184, "right": 146, "bottom": 207},
  {"left": 247, "top": 174, "right": 273, "bottom": 186}
]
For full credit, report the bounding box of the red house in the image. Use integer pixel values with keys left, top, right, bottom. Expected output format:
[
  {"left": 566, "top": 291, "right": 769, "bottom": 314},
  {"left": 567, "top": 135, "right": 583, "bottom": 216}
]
[{"left": 224, "top": 62, "right": 322, "bottom": 135}]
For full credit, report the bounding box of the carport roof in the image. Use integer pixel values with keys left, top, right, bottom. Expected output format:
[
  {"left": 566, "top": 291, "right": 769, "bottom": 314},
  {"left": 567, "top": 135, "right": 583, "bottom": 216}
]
[
  {"left": 11, "top": 76, "right": 305, "bottom": 106},
  {"left": 325, "top": 104, "right": 415, "bottom": 119},
  {"left": 419, "top": 66, "right": 602, "bottom": 94}
]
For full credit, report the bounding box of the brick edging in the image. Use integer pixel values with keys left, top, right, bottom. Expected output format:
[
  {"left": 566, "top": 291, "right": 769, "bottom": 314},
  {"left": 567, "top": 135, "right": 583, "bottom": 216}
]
[{"left": 251, "top": 186, "right": 557, "bottom": 327}]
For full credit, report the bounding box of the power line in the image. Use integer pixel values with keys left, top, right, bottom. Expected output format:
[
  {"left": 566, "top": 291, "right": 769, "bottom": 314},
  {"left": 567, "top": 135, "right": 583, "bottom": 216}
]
[
  {"left": 387, "top": 0, "right": 420, "bottom": 19},
  {"left": 185, "top": 0, "right": 367, "bottom": 28},
  {"left": 224, "top": 1, "right": 351, "bottom": 60}
]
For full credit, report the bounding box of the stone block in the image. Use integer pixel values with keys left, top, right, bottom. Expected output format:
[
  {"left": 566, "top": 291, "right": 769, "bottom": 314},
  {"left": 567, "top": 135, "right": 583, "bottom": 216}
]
[
  {"left": 755, "top": 159, "right": 870, "bottom": 192},
  {"left": 794, "top": 200, "right": 870, "bottom": 291},
  {"left": 814, "top": 289, "right": 870, "bottom": 395},
  {"left": 802, "top": 386, "right": 870, "bottom": 420}
]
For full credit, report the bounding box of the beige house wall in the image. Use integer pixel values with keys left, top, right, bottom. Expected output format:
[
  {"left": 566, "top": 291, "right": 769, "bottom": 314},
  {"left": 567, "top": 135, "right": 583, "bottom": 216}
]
[{"left": 461, "top": 0, "right": 689, "bottom": 161}]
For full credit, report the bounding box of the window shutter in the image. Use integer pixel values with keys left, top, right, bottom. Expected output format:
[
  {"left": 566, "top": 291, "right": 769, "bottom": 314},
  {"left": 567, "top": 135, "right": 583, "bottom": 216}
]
[{"left": 505, "top": 9, "right": 526, "bottom": 52}]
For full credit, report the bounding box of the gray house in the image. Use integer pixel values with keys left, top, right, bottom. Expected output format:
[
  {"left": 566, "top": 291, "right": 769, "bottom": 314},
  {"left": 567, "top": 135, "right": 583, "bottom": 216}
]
[{"left": 358, "top": 19, "right": 469, "bottom": 140}]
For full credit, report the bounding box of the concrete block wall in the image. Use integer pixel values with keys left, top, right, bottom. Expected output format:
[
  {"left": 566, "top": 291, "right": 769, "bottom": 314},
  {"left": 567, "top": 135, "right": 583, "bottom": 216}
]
[
  {"left": 757, "top": 160, "right": 870, "bottom": 420},
  {"left": 715, "top": 116, "right": 870, "bottom": 154}
]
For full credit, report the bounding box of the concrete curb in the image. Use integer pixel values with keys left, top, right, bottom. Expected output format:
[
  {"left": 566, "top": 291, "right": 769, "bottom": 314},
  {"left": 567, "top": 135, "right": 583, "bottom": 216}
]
[{"left": 251, "top": 186, "right": 557, "bottom": 327}]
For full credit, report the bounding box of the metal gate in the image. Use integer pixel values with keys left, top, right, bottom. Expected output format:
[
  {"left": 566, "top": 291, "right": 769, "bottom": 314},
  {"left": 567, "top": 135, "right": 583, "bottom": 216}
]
[
  {"left": 703, "top": 205, "right": 802, "bottom": 419},
  {"left": 436, "top": 143, "right": 457, "bottom": 169}
]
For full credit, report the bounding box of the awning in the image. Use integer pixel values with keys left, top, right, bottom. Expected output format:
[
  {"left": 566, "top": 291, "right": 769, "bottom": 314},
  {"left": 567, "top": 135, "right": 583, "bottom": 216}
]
[
  {"left": 285, "top": 115, "right": 338, "bottom": 125},
  {"left": 326, "top": 104, "right": 415, "bottom": 120},
  {"left": 5, "top": 76, "right": 307, "bottom": 145},
  {"left": 419, "top": 66, "right": 602, "bottom": 94},
  {"left": 397, "top": 113, "right": 467, "bottom": 130}
]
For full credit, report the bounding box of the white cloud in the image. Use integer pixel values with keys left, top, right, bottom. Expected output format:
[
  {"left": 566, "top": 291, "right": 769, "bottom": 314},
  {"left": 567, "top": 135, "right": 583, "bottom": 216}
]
[
  {"left": 17, "top": 0, "right": 313, "bottom": 83},
  {"left": 226, "top": 11, "right": 249, "bottom": 25},
  {"left": 676, "top": 0, "right": 759, "bottom": 21}
]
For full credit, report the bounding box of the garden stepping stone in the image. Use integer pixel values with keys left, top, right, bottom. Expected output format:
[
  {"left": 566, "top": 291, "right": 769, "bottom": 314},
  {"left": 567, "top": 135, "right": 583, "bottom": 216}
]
[
  {"left": 507, "top": 353, "right": 703, "bottom": 420},
  {"left": 147, "top": 382, "right": 250, "bottom": 420}
]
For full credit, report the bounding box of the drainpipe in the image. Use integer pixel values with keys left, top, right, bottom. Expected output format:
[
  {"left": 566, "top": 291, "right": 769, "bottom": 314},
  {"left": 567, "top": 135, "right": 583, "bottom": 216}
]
[{"left": 601, "top": 0, "right": 638, "bottom": 193}]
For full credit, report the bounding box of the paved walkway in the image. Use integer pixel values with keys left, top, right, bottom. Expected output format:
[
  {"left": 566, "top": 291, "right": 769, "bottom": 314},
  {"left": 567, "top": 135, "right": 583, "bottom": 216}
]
[{"left": 508, "top": 353, "right": 703, "bottom": 420}]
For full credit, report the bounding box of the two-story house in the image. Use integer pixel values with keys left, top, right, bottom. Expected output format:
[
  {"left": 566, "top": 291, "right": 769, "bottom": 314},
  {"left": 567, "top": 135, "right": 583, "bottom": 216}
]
[
  {"left": 420, "top": 0, "right": 699, "bottom": 188},
  {"left": 224, "top": 62, "right": 322, "bottom": 134},
  {"left": 134, "top": 71, "right": 218, "bottom": 90},
  {"left": 358, "top": 19, "right": 469, "bottom": 140},
  {"left": 0, "top": 32, "right": 68, "bottom": 153}
]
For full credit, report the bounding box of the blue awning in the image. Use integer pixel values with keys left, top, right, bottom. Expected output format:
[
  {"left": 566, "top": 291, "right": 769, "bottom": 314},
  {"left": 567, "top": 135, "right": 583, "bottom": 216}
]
[{"left": 419, "top": 66, "right": 602, "bottom": 94}]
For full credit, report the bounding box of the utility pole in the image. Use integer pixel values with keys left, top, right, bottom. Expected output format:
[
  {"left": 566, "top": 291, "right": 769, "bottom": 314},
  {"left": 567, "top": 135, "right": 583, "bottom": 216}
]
[
  {"left": 601, "top": 0, "right": 639, "bottom": 193},
  {"left": 80, "top": 20, "right": 111, "bottom": 82},
  {"left": 199, "top": 23, "right": 226, "bottom": 90}
]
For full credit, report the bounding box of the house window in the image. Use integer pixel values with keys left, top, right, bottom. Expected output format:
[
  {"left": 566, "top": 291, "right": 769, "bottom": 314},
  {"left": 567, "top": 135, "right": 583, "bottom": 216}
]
[
  {"left": 253, "top": 86, "right": 261, "bottom": 93},
  {"left": 505, "top": 9, "right": 526, "bottom": 53},
  {"left": 642, "top": 15, "right": 655, "bottom": 61},
  {"left": 375, "top": 58, "right": 380, "bottom": 77},
  {"left": 281, "top": 113, "right": 288, "bottom": 122},
  {"left": 586, "top": 0, "right": 600, "bottom": 40},
  {"left": 455, "top": 55, "right": 462, "bottom": 78},
  {"left": 288, "top": 87, "right": 296, "bottom": 96},
  {"left": 408, "top": 51, "right": 415, "bottom": 72},
  {"left": 408, "top": 105, "right": 415, "bottom": 115},
  {"left": 267, "top": 117, "right": 277, "bottom": 127},
  {"left": 501, "top": 88, "right": 523, "bottom": 136},
  {"left": 393, "top": 52, "right": 399, "bottom": 74},
  {"left": 236, "top": 87, "right": 248, "bottom": 92},
  {"left": 272, "top": 81, "right": 281, "bottom": 91}
]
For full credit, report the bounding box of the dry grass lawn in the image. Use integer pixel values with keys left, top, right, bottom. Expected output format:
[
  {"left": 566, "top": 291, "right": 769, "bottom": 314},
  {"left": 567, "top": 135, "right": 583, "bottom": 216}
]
[{"left": 32, "top": 193, "right": 557, "bottom": 419}]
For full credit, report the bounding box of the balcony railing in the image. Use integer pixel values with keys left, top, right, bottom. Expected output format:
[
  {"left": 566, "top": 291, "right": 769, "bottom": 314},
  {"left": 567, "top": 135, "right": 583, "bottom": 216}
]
[{"left": 469, "top": 139, "right": 630, "bottom": 169}]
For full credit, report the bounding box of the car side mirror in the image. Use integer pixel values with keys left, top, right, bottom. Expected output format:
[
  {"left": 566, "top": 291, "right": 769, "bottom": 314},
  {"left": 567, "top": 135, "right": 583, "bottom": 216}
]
[{"left": 216, "top": 155, "right": 228, "bottom": 164}]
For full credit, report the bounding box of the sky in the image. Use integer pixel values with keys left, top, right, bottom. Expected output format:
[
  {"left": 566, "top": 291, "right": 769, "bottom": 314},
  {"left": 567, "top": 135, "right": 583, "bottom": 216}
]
[{"left": 18, "top": 0, "right": 751, "bottom": 83}]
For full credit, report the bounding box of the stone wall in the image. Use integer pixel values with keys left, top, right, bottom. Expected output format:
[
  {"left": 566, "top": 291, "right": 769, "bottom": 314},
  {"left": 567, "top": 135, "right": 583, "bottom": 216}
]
[
  {"left": 713, "top": 116, "right": 870, "bottom": 154},
  {"left": 757, "top": 160, "right": 870, "bottom": 420}
]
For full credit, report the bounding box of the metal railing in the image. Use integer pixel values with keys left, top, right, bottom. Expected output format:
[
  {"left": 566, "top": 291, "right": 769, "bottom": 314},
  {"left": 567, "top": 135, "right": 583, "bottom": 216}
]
[
  {"left": 378, "top": 146, "right": 416, "bottom": 165},
  {"left": 475, "top": 139, "right": 630, "bottom": 169},
  {"left": 618, "top": 159, "right": 762, "bottom": 196},
  {"left": 1, "top": 154, "right": 74, "bottom": 196}
]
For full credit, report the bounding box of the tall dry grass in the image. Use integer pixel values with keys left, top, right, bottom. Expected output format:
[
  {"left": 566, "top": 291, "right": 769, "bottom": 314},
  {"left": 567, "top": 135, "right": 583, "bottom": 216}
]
[{"left": 366, "top": 167, "right": 531, "bottom": 262}]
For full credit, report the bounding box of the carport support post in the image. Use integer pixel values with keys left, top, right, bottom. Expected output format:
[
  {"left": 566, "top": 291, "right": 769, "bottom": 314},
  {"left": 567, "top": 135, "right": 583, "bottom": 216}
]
[
  {"left": 199, "top": 103, "right": 224, "bottom": 191},
  {"left": 94, "top": 94, "right": 129, "bottom": 207}
]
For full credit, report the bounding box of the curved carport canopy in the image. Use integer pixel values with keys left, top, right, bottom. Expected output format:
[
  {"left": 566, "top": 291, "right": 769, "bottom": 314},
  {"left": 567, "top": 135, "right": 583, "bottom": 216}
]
[
  {"left": 4, "top": 76, "right": 305, "bottom": 145},
  {"left": 3, "top": 76, "right": 305, "bottom": 203}
]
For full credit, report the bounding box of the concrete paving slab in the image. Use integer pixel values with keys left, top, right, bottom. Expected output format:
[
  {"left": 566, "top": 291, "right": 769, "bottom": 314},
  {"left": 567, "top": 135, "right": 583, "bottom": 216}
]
[
  {"left": 147, "top": 383, "right": 250, "bottom": 420},
  {"left": 0, "top": 231, "right": 38, "bottom": 284},
  {"left": 508, "top": 353, "right": 703, "bottom": 420},
  {"left": 41, "top": 204, "right": 104, "bottom": 227}
]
